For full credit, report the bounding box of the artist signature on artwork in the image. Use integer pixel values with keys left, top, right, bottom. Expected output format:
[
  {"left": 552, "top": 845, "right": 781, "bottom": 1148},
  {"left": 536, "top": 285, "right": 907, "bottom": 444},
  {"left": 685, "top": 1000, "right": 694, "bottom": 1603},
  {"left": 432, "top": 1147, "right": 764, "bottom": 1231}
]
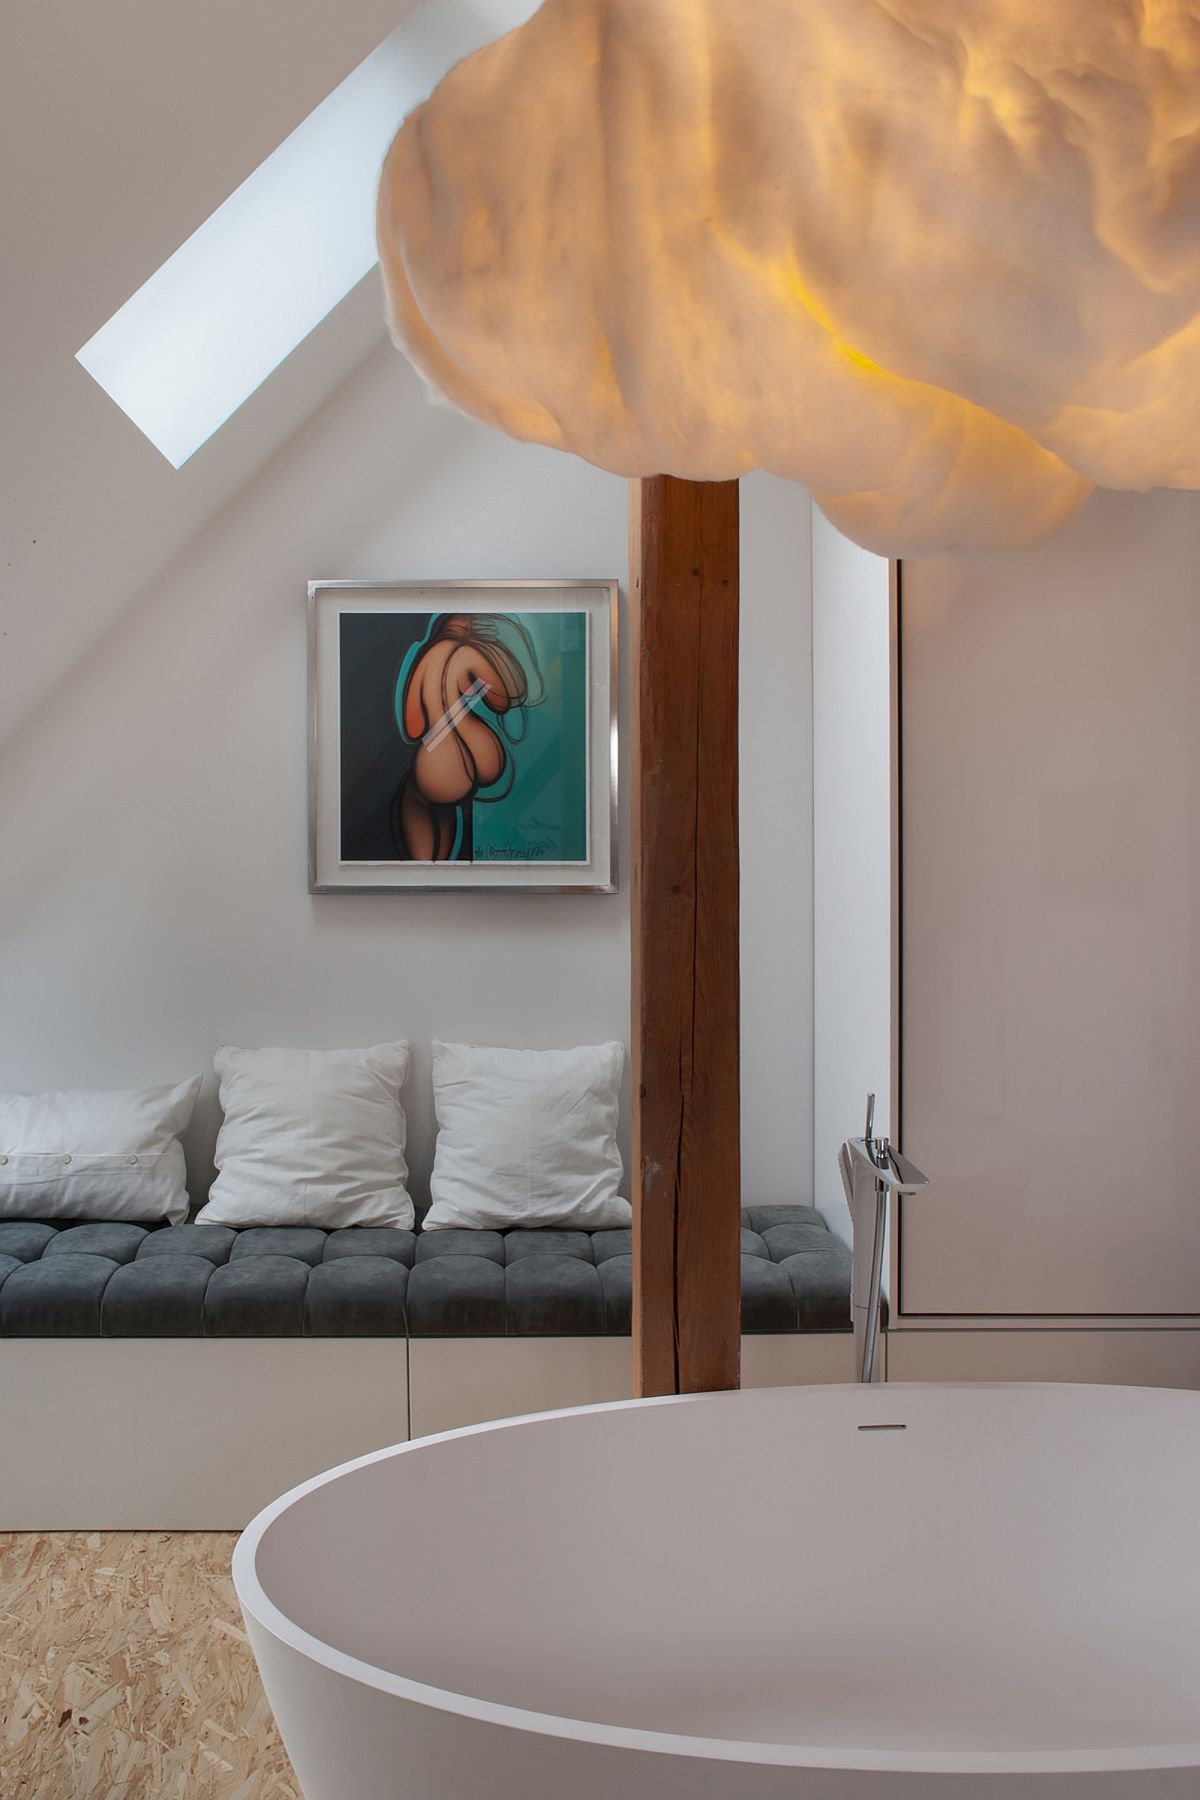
[{"left": 481, "top": 842, "right": 552, "bottom": 860}]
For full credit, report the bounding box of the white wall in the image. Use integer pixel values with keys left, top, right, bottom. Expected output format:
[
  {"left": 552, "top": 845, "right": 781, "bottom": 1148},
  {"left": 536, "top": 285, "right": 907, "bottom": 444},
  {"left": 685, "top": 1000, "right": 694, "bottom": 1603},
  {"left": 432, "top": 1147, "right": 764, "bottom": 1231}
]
[
  {"left": 0, "top": 346, "right": 814, "bottom": 1210},
  {"left": 810, "top": 511, "right": 892, "bottom": 1246},
  {"left": 741, "top": 475, "right": 815, "bottom": 1202}
]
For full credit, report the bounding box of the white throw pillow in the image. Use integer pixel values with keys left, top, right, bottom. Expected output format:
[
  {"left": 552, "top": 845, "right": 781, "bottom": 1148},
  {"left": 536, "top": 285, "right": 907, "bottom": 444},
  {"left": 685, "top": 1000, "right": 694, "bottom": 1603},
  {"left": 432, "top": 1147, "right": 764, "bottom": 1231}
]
[
  {"left": 195, "top": 1043, "right": 415, "bottom": 1230},
  {"left": 0, "top": 1079, "right": 202, "bottom": 1223},
  {"left": 424, "top": 1040, "right": 630, "bottom": 1231}
]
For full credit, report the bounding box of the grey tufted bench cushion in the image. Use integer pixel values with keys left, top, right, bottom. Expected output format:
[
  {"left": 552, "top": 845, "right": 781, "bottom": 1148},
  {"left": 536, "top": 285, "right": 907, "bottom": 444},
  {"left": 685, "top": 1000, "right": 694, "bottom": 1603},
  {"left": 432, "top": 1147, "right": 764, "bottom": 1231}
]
[{"left": 0, "top": 1205, "right": 850, "bottom": 1339}]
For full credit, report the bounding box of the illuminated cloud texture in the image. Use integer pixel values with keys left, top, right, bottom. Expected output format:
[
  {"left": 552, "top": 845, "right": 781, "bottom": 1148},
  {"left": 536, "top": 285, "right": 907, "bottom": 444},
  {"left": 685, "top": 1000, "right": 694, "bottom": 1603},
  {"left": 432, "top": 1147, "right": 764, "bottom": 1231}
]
[{"left": 378, "top": 0, "right": 1200, "bottom": 554}]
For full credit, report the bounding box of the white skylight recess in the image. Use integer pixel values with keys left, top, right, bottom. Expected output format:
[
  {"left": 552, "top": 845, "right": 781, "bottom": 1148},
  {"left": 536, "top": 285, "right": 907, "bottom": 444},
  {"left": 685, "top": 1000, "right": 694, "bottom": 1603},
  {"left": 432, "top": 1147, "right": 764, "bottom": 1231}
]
[{"left": 76, "top": 0, "right": 534, "bottom": 468}]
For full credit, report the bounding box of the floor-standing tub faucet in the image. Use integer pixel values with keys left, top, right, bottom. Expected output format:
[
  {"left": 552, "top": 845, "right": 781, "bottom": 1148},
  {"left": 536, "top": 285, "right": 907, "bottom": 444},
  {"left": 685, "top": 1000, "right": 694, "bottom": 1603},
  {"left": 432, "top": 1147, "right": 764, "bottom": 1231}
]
[{"left": 839, "top": 1094, "right": 928, "bottom": 1383}]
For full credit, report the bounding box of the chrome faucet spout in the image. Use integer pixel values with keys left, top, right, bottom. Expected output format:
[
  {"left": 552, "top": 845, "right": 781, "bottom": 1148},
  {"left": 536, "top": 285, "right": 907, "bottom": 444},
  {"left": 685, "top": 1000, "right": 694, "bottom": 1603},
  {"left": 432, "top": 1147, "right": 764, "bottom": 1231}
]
[{"left": 839, "top": 1096, "right": 928, "bottom": 1383}]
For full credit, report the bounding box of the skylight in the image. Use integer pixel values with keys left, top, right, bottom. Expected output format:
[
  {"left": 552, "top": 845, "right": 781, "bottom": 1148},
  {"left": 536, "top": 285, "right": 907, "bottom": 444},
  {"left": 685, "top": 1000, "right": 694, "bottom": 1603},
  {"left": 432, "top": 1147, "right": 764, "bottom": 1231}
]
[{"left": 76, "top": 0, "right": 533, "bottom": 468}]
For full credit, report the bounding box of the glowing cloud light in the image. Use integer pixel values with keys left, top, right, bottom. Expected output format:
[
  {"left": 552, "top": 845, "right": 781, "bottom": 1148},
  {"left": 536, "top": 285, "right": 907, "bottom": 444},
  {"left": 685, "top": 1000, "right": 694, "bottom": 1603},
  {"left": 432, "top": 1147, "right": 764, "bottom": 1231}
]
[{"left": 378, "top": 0, "right": 1200, "bottom": 555}]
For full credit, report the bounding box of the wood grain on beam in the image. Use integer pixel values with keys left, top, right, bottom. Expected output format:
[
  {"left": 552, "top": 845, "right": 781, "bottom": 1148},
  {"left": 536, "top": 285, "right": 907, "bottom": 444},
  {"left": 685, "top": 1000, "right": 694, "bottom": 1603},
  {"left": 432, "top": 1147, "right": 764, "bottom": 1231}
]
[{"left": 630, "top": 475, "right": 741, "bottom": 1397}]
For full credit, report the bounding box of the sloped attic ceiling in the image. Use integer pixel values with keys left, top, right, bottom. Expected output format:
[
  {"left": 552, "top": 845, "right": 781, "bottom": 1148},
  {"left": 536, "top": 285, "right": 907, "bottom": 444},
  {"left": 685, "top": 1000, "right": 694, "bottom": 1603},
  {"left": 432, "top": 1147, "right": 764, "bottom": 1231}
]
[{"left": 0, "top": 0, "right": 417, "bottom": 747}]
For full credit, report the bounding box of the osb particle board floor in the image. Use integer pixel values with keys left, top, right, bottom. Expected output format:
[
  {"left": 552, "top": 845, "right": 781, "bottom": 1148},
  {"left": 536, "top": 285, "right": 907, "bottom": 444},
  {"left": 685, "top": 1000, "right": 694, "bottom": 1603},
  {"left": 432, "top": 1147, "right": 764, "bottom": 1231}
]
[{"left": 0, "top": 1532, "right": 300, "bottom": 1799}]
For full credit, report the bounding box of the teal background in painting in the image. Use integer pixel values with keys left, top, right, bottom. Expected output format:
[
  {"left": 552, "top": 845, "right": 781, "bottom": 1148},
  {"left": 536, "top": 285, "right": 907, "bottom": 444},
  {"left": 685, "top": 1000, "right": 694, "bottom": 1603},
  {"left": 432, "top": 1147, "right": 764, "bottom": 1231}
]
[{"left": 473, "top": 611, "right": 588, "bottom": 864}]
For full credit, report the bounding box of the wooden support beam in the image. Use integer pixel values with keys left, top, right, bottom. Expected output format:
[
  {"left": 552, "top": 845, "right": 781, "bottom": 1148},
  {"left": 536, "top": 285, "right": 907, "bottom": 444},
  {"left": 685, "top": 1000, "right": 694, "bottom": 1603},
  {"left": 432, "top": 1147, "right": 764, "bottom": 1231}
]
[{"left": 630, "top": 475, "right": 741, "bottom": 1397}]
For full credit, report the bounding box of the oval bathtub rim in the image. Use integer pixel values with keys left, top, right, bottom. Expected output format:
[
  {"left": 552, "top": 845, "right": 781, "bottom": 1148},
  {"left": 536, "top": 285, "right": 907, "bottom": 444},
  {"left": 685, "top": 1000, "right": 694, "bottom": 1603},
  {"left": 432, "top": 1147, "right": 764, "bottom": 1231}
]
[{"left": 231, "top": 1380, "right": 1200, "bottom": 1781}]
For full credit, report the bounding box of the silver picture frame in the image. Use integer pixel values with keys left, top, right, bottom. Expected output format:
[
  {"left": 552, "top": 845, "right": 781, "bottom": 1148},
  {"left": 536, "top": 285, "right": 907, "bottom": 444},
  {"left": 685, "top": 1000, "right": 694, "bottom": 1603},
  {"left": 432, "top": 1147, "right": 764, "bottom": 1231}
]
[{"left": 308, "top": 579, "right": 619, "bottom": 894}]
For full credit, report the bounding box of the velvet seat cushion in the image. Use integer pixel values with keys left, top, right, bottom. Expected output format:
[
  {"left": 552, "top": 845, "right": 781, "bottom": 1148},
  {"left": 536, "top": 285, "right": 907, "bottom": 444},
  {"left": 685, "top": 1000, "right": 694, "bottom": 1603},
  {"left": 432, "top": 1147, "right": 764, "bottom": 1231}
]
[{"left": 0, "top": 1206, "right": 851, "bottom": 1338}]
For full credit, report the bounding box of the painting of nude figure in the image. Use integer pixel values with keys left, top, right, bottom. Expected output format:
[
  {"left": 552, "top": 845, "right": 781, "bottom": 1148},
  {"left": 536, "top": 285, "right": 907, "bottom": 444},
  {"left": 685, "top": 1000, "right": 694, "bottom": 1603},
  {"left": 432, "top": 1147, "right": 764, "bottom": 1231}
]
[{"left": 338, "top": 609, "right": 589, "bottom": 866}]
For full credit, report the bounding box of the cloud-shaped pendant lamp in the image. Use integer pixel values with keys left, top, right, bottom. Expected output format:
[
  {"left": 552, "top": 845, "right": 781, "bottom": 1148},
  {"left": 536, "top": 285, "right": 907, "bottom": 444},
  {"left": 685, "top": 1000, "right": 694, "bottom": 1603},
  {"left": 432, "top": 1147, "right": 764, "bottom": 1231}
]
[{"left": 377, "top": 0, "right": 1200, "bottom": 555}]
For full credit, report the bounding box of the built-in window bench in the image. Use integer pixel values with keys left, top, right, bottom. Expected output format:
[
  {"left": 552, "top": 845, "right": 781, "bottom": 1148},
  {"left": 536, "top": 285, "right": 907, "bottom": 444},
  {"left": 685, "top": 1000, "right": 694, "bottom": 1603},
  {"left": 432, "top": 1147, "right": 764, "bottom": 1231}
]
[{"left": 0, "top": 1206, "right": 853, "bottom": 1529}]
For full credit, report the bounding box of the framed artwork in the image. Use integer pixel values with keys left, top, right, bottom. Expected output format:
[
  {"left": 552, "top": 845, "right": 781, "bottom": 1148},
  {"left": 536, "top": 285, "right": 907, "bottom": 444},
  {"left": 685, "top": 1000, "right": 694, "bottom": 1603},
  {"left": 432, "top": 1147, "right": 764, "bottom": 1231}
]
[{"left": 308, "top": 580, "right": 618, "bottom": 892}]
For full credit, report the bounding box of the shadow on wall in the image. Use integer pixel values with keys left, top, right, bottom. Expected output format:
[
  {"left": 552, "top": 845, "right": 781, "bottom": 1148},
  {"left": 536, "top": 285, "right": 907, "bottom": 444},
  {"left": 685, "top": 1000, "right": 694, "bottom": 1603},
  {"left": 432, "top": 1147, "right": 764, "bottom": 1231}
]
[
  {"left": 1, "top": 272, "right": 393, "bottom": 762},
  {"left": 0, "top": 339, "right": 456, "bottom": 796}
]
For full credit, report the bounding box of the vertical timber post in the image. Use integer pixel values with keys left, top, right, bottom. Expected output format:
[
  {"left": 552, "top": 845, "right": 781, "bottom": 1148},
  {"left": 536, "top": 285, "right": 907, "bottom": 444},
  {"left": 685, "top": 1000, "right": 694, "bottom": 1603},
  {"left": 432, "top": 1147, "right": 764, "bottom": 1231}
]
[{"left": 630, "top": 475, "right": 741, "bottom": 1396}]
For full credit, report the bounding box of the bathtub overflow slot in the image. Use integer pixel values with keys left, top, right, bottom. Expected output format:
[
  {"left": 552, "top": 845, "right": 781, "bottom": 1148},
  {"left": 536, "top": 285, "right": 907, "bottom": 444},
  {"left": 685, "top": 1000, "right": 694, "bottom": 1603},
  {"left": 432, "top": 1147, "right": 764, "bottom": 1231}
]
[{"left": 857, "top": 1423, "right": 907, "bottom": 1431}]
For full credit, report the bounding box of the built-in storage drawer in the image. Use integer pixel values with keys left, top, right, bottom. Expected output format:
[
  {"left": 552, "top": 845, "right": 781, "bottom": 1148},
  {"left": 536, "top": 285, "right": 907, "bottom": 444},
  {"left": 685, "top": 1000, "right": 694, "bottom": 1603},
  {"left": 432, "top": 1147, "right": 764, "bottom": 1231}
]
[{"left": 888, "top": 1327, "right": 1200, "bottom": 1389}]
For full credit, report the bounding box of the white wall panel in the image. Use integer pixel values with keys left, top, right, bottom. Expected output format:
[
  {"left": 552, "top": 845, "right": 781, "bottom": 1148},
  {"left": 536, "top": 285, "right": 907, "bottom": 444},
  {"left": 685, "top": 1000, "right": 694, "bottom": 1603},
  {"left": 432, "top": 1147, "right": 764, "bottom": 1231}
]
[{"left": 899, "top": 490, "right": 1200, "bottom": 1320}]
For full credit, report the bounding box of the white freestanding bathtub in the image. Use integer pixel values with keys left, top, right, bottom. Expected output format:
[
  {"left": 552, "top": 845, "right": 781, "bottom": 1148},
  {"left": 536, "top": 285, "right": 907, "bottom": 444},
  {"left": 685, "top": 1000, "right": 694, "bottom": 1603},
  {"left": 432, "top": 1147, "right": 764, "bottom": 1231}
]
[{"left": 233, "top": 1384, "right": 1200, "bottom": 1798}]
